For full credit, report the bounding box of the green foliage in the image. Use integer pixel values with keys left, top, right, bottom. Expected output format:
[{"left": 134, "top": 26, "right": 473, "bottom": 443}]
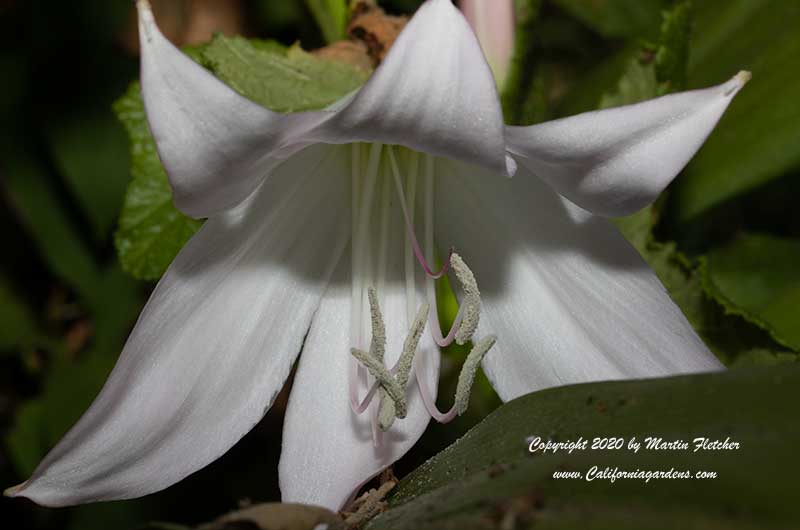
[
  {"left": 114, "top": 36, "right": 368, "bottom": 281},
  {"left": 700, "top": 233, "right": 800, "bottom": 352},
  {"left": 46, "top": 112, "right": 130, "bottom": 241},
  {"left": 0, "top": 277, "right": 38, "bottom": 353},
  {"left": 305, "top": 0, "right": 348, "bottom": 43},
  {"left": 600, "top": 0, "right": 692, "bottom": 109},
  {"left": 670, "top": 0, "right": 800, "bottom": 222},
  {"left": 500, "top": 0, "right": 543, "bottom": 124},
  {"left": 654, "top": 0, "right": 691, "bottom": 90},
  {"left": 202, "top": 35, "right": 368, "bottom": 111},
  {"left": 369, "top": 365, "right": 800, "bottom": 530},
  {"left": 549, "top": 0, "right": 670, "bottom": 39},
  {"left": 2, "top": 148, "right": 142, "bottom": 476}
]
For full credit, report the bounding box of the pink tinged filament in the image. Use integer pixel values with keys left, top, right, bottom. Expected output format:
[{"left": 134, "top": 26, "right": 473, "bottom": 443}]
[{"left": 349, "top": 147, "right": 474, "bottom": 427}]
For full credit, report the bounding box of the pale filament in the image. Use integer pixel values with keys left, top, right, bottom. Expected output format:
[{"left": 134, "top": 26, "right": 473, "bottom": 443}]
[{"left": 350, "top": 145, "right": 491, "bottom": 431}]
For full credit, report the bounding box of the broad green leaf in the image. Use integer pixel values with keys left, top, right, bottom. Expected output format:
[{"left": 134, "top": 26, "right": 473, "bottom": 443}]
[
  {"left": 113, "top": 82, "right": 203, "bottom": 281},
  {"left": 549, "top": 0, "right": 669, "bottom": 39},
  {"left": 369, "top": 365, "right": 800, "bottom": 530},
  {"left": 46, "top": 111, "right": 130, "bottom": 241},
  {"left": 700, "top": 233, "right": 800, "bottom": 352},
  {"left": 617, "top": 209, "right": 795, "bottom": 366},
  {"left": 305, "top": 0, "right": 348, "bottom": 43},
  {"left": 115, "top": 37, "right": 368, "bottom": 280},
  {"left": 202, "top": 35, "right": 368, "bottom": 112},
  {"left": 670, "top": 0, "right": 800, "bottom": 222}
]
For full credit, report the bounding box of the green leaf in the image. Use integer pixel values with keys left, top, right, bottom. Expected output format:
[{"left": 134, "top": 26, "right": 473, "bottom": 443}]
[
  {"left": 369, "top": 365, "right": 800, "bottom": 530},
  {"left": 700, "top": 233, "right": 800, "bottom": 352},
  {"left": 653, "top": 0, "right": 691, "bottom": 90},
  {"left": 46, "top": 111, "right": 130, "bottom": 240},
  {"left": 202, "top": 35, "right": 368, "bottom": 112},
  {"left": 304, "top": 0, "right": 348, "bottom": 44},
  {"left": 115, "top": 37, "right": 368, "bottom": 280},
  {"left": 599, "top": 1, "right": 692, "bottom": 109},
  {"left": 113, "top": 82, "right": 203, "bottom": 281},
  {"left": 669, "top": 0, "right": 800, "bottom": 222},
  {"left": 598, "top": 60, "right": 658, "bottom": 109},
  {"left": 549, "top": 0, "right": 669, "bottom": 39}
]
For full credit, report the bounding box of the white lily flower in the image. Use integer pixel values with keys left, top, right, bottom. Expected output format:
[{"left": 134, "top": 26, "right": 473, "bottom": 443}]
[{"left": 6, "top": 0, "right": 748, "bottom": 511}]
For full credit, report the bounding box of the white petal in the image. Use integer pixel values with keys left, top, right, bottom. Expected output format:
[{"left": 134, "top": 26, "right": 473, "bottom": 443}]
[
  {"left": 137, "top": 0, "right": 326, "bottom": 217},
  {"left": 138, "top": 0, "right": 512, "bottom": 219},
  {"left": 308, "top": 0, "right": 513, "bottom": 175},
  {"left": 506, "top": 72, "right": 750, "bottom": 217},
  {"left": 280, "top": 232, "right": 439, "bottom": 510},
  {"left": 10, "top": 145, "right": 351, "bottom": 506},
  {"left": 434, "top": 160, "right": 723, "bottom": 402}
]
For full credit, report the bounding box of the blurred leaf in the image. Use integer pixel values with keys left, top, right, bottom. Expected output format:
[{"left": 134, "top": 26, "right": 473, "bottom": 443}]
[
  {"left": 370, "top": 365, "right": 800, "bottom": 530},
  {"left": 727, "top": 348, "right": 798, "bottom": 368},
  {"left": 0, "top": 276, "right": 38, "bottom": 353},
  {"left": 305, "top": 0, "right": 348, "bottom": 44},
  {"left": 115, "top": 37, "right": 368, "bottom": 280},
  {"left": 599, "top": 0, "right": 692, "bottom": 109},
  {"left": 47, "top": 111, "right": 130, "bottom": 241},
  {"left": 6, "top": 264, "right": 141, "bottom": 476},
  {"left": 598, "top": 60, "right": 658, "bottom": 109},
  {"left": 670, "top": 0, "right": 800, "bottom": 223},
  {"left": 654, "top": 0, "right": 691, "bottom": 90},
  {"left": 2, "top": 148, "right": 99, "bottom": 298},
  {"left": 202, "top": 35, "right": 369, "bottom": 112},
  {"left": 549, "top": 0, "right": 669, "bottom": 39},
  {"left": 700, "top": 233, "right": 800, "bottom": 352},
  {"left": 2, "top": 147, "right": 142, "bottom": 475},
  {"left": 501, "top": 0, "right": 543, "bottom": 124}
]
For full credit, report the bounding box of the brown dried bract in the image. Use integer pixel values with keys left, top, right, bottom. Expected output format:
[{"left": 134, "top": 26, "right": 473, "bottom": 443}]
[
  {"left": 347, "top": 0, "right": 408, "bottom": 65},
  {"left": 314, "top": 40, "right": 374, "bottom": 73}
]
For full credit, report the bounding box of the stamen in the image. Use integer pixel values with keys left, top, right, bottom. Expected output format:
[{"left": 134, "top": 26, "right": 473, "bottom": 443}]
[
  {"left": 387, "top": 147, "right": 452, "bottom": 280},
  {"left": 350, "top": 289, "right": 429, "bottom": 431},
  {"left": 454, "top": 336, "right": 497, "bottom": 415},
  {"left": 415, "top": 335, "right": 498, "bottom": 423},
  {"left": 396, "top": 303, "right": 429, "bottom": 391},
  {"left": 450, "top": 254, "right": 481, "bottom": 346},
  {"left": 350, "top": 348, "right": 407, "bottom": 411}
]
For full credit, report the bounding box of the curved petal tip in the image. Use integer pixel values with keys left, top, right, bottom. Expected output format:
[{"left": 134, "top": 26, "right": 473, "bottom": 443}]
[
  {"left": 4, "top": 482, "right": 26, "bottom": 498},
  {"left": 724, "top": 70, "right": 752, "bottom": 96},
  {"left": 136, "top": 0, "right": 155, "bottom": 36}
]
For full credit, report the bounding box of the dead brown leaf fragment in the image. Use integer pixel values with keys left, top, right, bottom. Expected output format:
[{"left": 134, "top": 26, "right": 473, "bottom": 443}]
[
  {"left": 347, "top": 0, "right": 408, "bottom": 65},
  {"left": 313, "top": 40, "right": 374, "bottom": 73}
]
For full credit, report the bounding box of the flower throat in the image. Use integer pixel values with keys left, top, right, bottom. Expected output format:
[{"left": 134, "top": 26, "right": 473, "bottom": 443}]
[{"left": 347, "top": 143, "right": 496, "bottom": 446}]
